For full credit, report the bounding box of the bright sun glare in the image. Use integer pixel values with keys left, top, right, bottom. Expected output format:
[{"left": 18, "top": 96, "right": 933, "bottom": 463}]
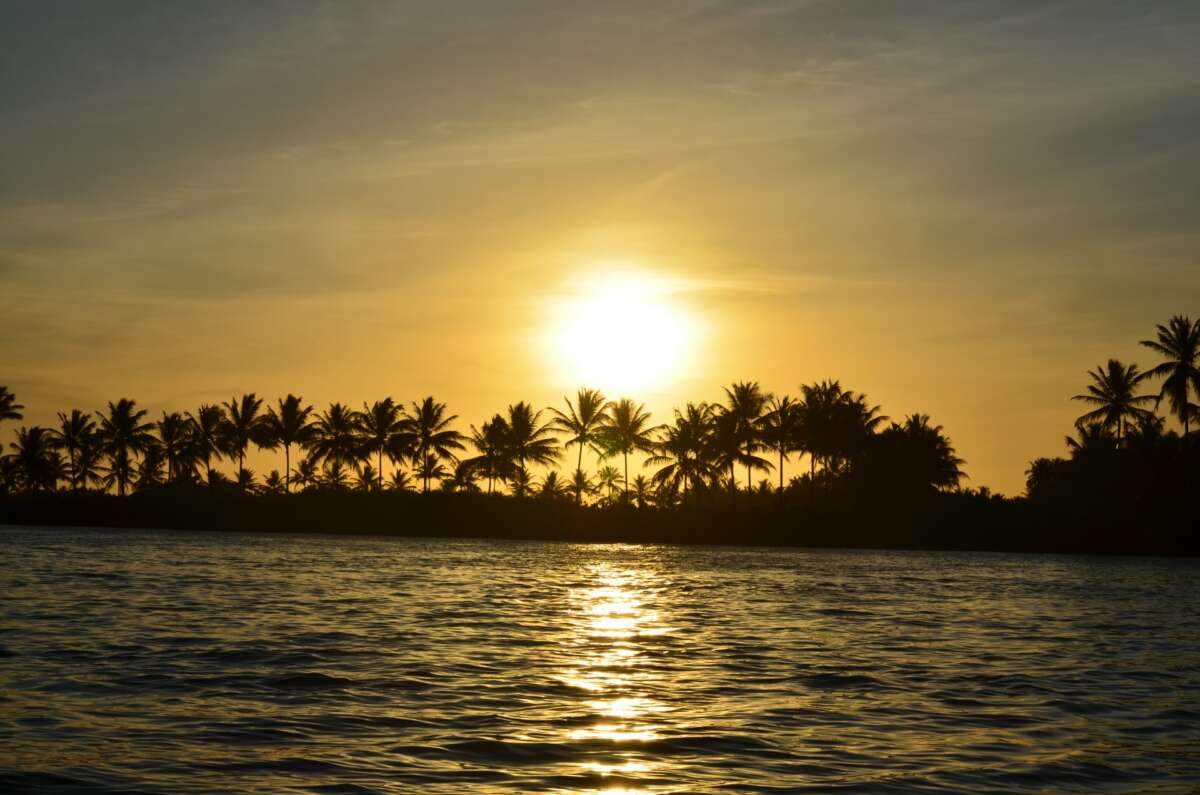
[{"left": 548, "top": 268, "right": 697, "bottom": 394}]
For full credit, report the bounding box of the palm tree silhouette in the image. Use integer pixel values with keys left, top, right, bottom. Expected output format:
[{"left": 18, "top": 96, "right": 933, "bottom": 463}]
[
  {"left": 597, "top": 398, "right": 657, "bottom": 501},
  {"left": 1072, "top": 359, "right": 1156, "bottom": 443},
  {"left": 261, "top": 394, "right": 315, "bottom": 493},
  {"left": 414, "top": 453, "right": 448, "bottom": 489},
  {"left": 96, "top": 399, "right": 155, "bottom": 496},
  {"left": 549, "top": 388, "right": 609, "bottom": 504},
  {"left": 222, "top": 394, "right": 270, "bottom": 489},
  {"left": 537, "top": 470, "right": 574, "bottom": 501},
  {"left": 759, "top": 395, "right": 803, "bottom": 493},
  {"left": 156, "top": 412, "right": 191, "bottom": 483},
  {"left": 647, "top": 402, "right": 718, "bottom": 504},
  {"left": 402, "top": 397, "right": 465, "bottom": 493},
  {"left": 306, "top": 403, "right": 364, "bottom": 473},
  {"left": 880, "top": 414, "right": 967, "bottom": 491},
  {"left": 358, "top": 398, "right": 405, "bottom": 491},
  {"left": 467, "top": 415, "right": 512, "bottom": 494},
  {"left": 504, "top": 401, "right": 559, "bottom": 494},
  {"left": 6, "top": 426, "right": 62, "bottom": 491},
  {"left": 188, "top": 404, "right": 228, "bottom": 484},
  {"left": 0, "top": 386, "right": 24, "bottom": 424},
  {"left": 292, "top": 457, "right": 320, "bottom": 492},
  {"left": 630, "top": 474, "right": 652, "bottom": 509},
  {"left": 571, "top": 468, "right": 596, "bottom": 504},
  {"left": 387, "top": 469, "right": 414, "bottom": 492},
  {"left": 596, "top": 464, "right": 622, "bottom": 504},
  {"left": 723, "top": 381, "right": 774, "bottom": 491},
  {"left": 1139, "top": 315, "right": 1200, "bottom": 435},
  {"left": 52, "top": 409, "right": 96, "bottom": 491}
]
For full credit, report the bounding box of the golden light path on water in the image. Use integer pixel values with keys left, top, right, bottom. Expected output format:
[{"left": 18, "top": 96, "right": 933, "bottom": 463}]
[{"left": 557, "top": 560, "right": 673, "bottom": 794}]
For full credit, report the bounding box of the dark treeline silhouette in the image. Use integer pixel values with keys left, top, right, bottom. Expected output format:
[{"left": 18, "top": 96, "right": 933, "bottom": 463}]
[
  {"left": 1023, "top": 315, "right": 1200, "bottom": 551},
  {"left": 1, "top": 314, "right": 1197, "bottom": 554}
]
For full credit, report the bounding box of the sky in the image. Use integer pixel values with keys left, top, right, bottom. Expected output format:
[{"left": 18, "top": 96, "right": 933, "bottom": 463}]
[{"left": 2, "top": 0, "right": 1199, "bottom": 494}]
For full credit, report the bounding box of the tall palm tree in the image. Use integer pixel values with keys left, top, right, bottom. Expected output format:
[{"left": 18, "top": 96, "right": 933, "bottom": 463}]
[
  {"left": 306, "top": 403, "right": 364, "bottom": 472},
  {"left": 549, "top": 388, "right": 609, "bottom": 503},
  {"left": 6, "top": 426, "right": 62, "bottom": 491},
  {"left": 0, "top": 386, "right": 24, "bottom": 424},
  {"left": 222, "top": 393, "right": 270, "bottom": 487},
  {"left": 1072, "top": 359, "right": 1156, "bottom": 442},
  {"left": 723, "top": 381, "right": 773, "bottom": 491},
  {"left": 52, "top": 409, "right": 96, "bottom": 491},
  {"left": 261, "top": 394, "right": 315, "bottom": 493},
  {"left": 1140, "top": 315, "right": 1200, "bottom": 435},
  {"left": 96, "top": 399, "right": 155, "bottom": 496},
  {"left": 156, "top": 412, "right": 191, "bottom": 483},
  {"left": 759, "top": 395, "right": 803, "bottom": 492},
  {"left": 188, "top": 404, "right": 229, "bottom": 483},
  {"left": 647, "top": 402, "right": 718, "bottom": 503},
  {"left": 597, "top": 398, "right": 657, "bottom": 501},
  {"left": 504, "top": 401, "right": 559, "bottom": 493},
  {"left": 358, "top": 398, "right": 405, "bottom": 490},
  {"left": 402, "top": 397, "right": 465, "bottom": 493},
  {"left": 467, "top": 414, "right": 512, "bottom": 494},
  {"left": 799, "top": 381, "right": 885, "bottom": 477}
]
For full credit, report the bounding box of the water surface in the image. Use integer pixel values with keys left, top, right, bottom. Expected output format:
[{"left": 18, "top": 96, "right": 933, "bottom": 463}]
[{"left": 2, "top": 525, "right": 1198, "bottom": 793}]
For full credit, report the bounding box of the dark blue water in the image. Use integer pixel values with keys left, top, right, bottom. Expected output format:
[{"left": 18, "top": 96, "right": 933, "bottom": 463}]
[{"left": 2, "top": 525, "right": 1198, "bottom": 793}]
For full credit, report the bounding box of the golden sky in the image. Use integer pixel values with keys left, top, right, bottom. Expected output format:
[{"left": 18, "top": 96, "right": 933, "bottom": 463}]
[{"left": 3, "top": 2, "right": 1199, "bottom": 494}]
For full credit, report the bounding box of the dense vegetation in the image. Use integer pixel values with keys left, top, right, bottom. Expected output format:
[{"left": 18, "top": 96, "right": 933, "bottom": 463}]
[{"left": 1, "top": 314, "right": 1196, "bottom": 554}]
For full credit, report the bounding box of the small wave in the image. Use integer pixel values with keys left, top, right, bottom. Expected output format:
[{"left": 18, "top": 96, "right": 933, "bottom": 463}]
[{"left": 263, "top": 672, "right": 354, "bottom": 691}]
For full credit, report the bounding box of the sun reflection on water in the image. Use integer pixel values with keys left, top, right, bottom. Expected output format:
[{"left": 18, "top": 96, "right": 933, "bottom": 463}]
[{"left": 558, "top": 558, "right": 673, "bottom": 793}]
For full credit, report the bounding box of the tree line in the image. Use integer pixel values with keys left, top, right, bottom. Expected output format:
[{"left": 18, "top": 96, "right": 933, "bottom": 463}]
[
  {"left": 1027, "top": 314, "right": 1199, "bottom": 502},
  {"left": 0, "top": 381, "right": 967, "bottom": 507}
]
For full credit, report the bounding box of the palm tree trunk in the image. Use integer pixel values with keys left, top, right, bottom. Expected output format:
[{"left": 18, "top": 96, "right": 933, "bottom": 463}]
[
  {"left": 576, "top": 443, "right": 584, "bottom": 504},
  {"left": 779, "top": 448, "right": 784, "bottom": 492},
  {"left": 285, "top": 444, "right": 291, "bottom": 493},
  {"left": 623, "top": 451, "right": 629, "bottom": 502},
  {"left": 378, "top": 447, "right": 384, "bottom": 491}
]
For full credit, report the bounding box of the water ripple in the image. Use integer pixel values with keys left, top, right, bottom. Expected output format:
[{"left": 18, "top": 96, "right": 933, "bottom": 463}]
[{"left": 2, "top": 526, "right": 1199, "bottom": 793}]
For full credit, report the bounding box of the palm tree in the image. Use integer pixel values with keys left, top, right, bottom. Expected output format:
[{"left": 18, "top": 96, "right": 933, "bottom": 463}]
[
  {"left": 321, "top": 460, "right": 350, "bottom": 491},
  {"left": 876, "top": 414, "right": 966, "bottom": 491},
  {"left": 135, "top": 443, "right": 166, "bottom": 491},
  {"left": 597, "top": 398, "right": 657, "bottom": 501},
  {"left": 188, "top": 404, "right": 228, "bottom": 483},
  {"left": 358, "top": 398, "right": 405, "bottom": 490},
  {"left": 52, "top": 409, "right": 96, "bottom": 491},
  {"left": 571, "top": 468, "right": 597, "bottom": 504},
  {"left": 723, "top": 381, "right": 774, "bottom": 491},
  {"left": 647, "top": 402, "right": 718, "bottom": 503},
  {"left": 156, "top": 412, "right": 191, "bottom": 483},
  {"left": 596, "top": 464, "right": 622, "bottom": 504},
  {"left": 263, "top": 470, "right": 286, "bottom": 495},
  {"left": 354, "top": 463, "right": 379, "bottom": 492},
  {"left": 537, "top": 470, "right": 574, "bottom": 501},
  {"left": 6, "top": 426, "right": 62, "bottom": 491},
  {"left": 1140, "top": 315, "right": 1200, "bottom": 435},
  {"left": 505, "top": 401, "right": 559, "bottom": 493},
  {"left": 467, "top": 415, "right": 512, "bottom": 494},
  {"left": 0, "top": 386, "right": 24, "bottom": 424},
  {"left": 799, "top": 381, "right": 885, "bottom": 477},
  {"left": 442, "top": 460, "right": 480, "bottom": 493},
  {"left": 402, "top": 397, "right": 465, "bottom": 492},
  {"left": 759, "top": 395, "right": 803, "bottom": 492},
  {"left": 630, "top": 474, "right": 653, "bottom": 509},
  {"left": 1072, "top": 359, "right": 1156, "bottom": 443},
  {"left": 261, "top": 394, "right": 315, "bottom": 493},
  {"left": 292, "top": 457, "right": 320, "bottom": 492},
  {"left": 96, "top": 399, "right": 155, "bottom": 496},
  {"left": 222, "top": 394, "right": 270, "bottom": 488},
  {"left": 414, "top": 453, "right": 448, "bottom": 489},
  {"left": 387, "top": 469, "right": 414, "bottom": 492},
  {"left": 549, "top": 388, "right": 609, "bottom": 503},
  {"left": 306, "top": 402, "right": 364, "bottom": 471}
]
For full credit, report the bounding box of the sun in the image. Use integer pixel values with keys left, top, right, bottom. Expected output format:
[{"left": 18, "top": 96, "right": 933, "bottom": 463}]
[{"left": 546, "top": 268, "right": 698, "bottom": 394}]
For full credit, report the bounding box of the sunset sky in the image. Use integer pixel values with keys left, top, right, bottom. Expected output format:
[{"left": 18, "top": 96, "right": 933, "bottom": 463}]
[{"left": 3, "top": 1, "right": 1199, "bottom": 494}]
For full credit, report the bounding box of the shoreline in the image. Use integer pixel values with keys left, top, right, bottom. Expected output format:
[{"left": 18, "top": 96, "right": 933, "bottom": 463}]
[{"left": 3, "top": 489, "right": 1196, "bottom": 558}]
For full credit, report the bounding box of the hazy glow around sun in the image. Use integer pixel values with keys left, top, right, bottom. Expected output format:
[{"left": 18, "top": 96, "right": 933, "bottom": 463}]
[{"left": 546, "top": 266, "right": 701, "bottom": 395}]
